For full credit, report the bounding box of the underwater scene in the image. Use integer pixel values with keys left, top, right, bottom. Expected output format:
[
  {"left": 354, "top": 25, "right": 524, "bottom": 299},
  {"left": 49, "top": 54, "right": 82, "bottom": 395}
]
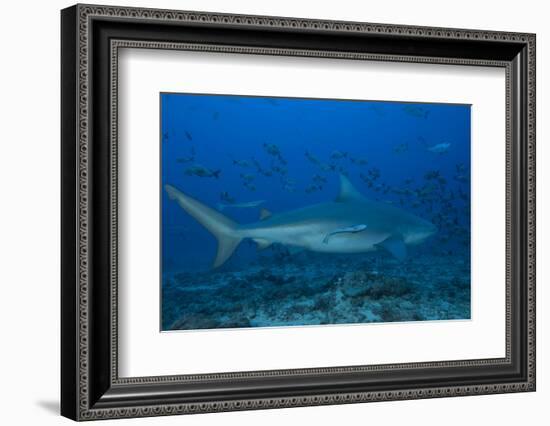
[{"left": 161, "top": 93, "right": 471, "bottom": 331}]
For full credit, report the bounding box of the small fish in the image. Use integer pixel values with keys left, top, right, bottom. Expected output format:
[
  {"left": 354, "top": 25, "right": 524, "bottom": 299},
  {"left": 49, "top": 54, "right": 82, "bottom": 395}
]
[
  {"left": 251, "top": 159, "right": 271, "bottom": 176},
  {"left": 184, "top": 131, "right": 193, "bottom": 141},
  {"left": 456, "top": 163, "right": 466, "bottom": 173},
  {"left": 393, "top": 143, "right": 408, "bottom": 153},
  {"left": 240, "top": 173, "right": 255, "bottom": 183},
  {"left": 368, "top": 167, "right": 381, "bottom": 179},
  {"left": 427, "top": 142, "right": 451, "bottom": 154},
  {"left": 424, "top": 170, "right": 441, "bottom": 181},
  {"left": 163, "top": 132, "right": 169, "bottom": 141},
  {"left": 263, "top": 142, "right": 281, "bottom": 157},
  {"left": 319, "top": 163, "right": 336, "bottom": 172},
  {"left": 176, "top": 147, "right": 196, "bottom": 164},
  {"left": 176, "top": 155, "right": 195, "bottom": 164},
  {"left": 258, "top": 168, "right": 273, "bottom": 177},
  {"left": 403, "top": 105, "right": 429, "bottom": 119},
  {"left": 454, "top": 174, "right": 469, "bottom": 183},
  {"left": 330, "top": 151, "right": 347, "bottom": 160},
  {"left": 219, "top": 191, "right": 235, "bottom": 204},
  {"left": 350, "top": 157, "right": 368, "bottom": 166},
  {"left": 185, "top": 164, "right": 221, "bottom": 179},
  {"left": 305, "top": 184, "right": 322, "bottom": 194},
  {"left": 323, "top": 224, "right": 367, "bottom": 244},
  {"left": 305, "top": 151, "right": 320, "bottom": 165},
  {"left": 264, "top": 143, "right": 287, "bottom": 165},
  {"left": 212, "top": 111, "right": 220, "bottom": 120},
  {"left": 312, "top": 174, "right": 327, "bottom": 185},
  {"left": 392, "top": 187, "right": 412, "bottom": 196},
  {"left": 359, "top": 173, "right": 371, "bottom": 186},
  {"left": 257, "top": 166, "right": 273, "bottom": 177},
  {"left": 217, "top": 200, "right": 265, "bottom": 211},
  {"left": 271, "top": 164, "right": 287, "bottom": 175},
  {"left": 416, "top": 184, "right": 437, "bottom": 197},
  {"left": 281, "top": 177, "right": 296, "bottom": 193},
  {"left": 336, "top": 166, "right": 349, "bottom": 177},
  {"left": 282, "top": 177, "right": 296, "bottom": 185},
  {"left": 244, "top": 182, "right": 256, "bottom": 192},
  {"left": 232, "top": 159, "right": 252, "bottom": 168}
]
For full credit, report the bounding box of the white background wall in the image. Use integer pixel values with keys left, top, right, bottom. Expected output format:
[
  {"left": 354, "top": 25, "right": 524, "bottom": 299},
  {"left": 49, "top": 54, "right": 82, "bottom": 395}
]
[{"left": 0, "top": 0, "right": 546, "bottom": 424}]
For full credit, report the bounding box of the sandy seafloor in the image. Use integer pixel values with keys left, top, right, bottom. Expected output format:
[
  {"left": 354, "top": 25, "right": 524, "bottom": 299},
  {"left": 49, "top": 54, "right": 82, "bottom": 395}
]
[{"left": 162, "top": 247, "right": 470, "bottom": 331}]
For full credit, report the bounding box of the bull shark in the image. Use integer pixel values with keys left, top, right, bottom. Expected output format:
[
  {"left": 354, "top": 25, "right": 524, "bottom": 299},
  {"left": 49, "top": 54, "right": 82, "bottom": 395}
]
[{"left": 164, "top": 175, "right": 437, "bottom": 268}]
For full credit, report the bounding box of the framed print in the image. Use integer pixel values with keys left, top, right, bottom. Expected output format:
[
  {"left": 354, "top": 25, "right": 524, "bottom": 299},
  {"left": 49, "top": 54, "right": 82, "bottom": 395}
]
[
  {"left": 61, "top": 4, "right": 536, "bottom": 421},
  {"left": 160, "top": 94, "right": 470, "bottom": 331}
]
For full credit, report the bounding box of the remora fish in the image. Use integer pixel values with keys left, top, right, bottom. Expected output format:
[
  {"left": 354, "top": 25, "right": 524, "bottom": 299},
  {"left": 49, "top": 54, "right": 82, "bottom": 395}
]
[
  {"left": 165, "top": 175, "right": 437, "bottom": 268},
  {"left": 217, "top": 200, "right": 266, "bottom": 211},
  {"left": 323, "top": 224, "right": 367, "bottom": 244}
]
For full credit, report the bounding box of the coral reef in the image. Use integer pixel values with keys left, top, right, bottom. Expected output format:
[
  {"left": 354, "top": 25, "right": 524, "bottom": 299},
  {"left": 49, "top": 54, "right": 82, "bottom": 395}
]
[{"left": 162, "top": 247, "right": 470, "bottom": 331}]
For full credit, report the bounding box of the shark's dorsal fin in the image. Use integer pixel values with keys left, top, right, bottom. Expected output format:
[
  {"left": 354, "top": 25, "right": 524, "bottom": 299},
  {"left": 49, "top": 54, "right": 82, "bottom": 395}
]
[
  {"left": 260, "top": 208, "right": 272, "bottom": 220},
  {"left": 335, "top": 175, "right": 364, "bottom": 202}
]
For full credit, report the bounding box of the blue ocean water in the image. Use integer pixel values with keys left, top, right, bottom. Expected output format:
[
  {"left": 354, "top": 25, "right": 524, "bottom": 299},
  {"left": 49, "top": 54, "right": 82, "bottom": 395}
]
[{"left": 161, "top": 93, "right": 471, "bottom": 331}]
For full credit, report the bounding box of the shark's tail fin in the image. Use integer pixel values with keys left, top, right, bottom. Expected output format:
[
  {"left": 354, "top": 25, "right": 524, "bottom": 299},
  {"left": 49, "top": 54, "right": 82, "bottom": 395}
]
[{"left": 165, "top": 185, "right": 241, "bottom": 268}]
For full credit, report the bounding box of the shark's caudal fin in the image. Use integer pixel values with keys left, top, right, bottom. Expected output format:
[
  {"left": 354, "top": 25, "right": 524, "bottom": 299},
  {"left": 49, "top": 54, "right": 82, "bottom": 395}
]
[{"left": 165, "top": 185, "right": 242, "bottom": 268}]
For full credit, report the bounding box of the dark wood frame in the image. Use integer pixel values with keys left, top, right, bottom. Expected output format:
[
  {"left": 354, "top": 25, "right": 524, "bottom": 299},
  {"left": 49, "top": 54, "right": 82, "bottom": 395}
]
[{"left": 61, "top": 4, "right": 536, "bottom": 421}]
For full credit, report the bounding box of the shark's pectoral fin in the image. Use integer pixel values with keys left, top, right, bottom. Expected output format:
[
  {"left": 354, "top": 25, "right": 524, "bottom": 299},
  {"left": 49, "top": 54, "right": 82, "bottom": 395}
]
[
  {"left": 253, "top": 238, "right": 273, "bottom": 250},
  {"left": 376, "top": 235, "right": 407, "bottom": 261}
]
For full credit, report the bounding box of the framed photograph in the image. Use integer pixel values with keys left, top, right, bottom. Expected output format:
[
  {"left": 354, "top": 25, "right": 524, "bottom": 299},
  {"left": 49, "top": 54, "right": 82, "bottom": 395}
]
[{"left": 61, "top": 4, "right": 536, "bottom": 421}]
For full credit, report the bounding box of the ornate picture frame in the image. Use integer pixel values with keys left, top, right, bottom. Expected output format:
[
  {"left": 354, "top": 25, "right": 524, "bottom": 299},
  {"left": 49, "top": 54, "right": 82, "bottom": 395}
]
[{"left": 61, "top": 4, "right": 535, "bottom": 421}]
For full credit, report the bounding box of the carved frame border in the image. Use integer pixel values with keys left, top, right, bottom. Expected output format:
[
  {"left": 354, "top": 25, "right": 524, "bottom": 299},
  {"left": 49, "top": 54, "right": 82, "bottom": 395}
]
[{"left": 62, "top": 3, "right": 535, "bottom": 421}]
